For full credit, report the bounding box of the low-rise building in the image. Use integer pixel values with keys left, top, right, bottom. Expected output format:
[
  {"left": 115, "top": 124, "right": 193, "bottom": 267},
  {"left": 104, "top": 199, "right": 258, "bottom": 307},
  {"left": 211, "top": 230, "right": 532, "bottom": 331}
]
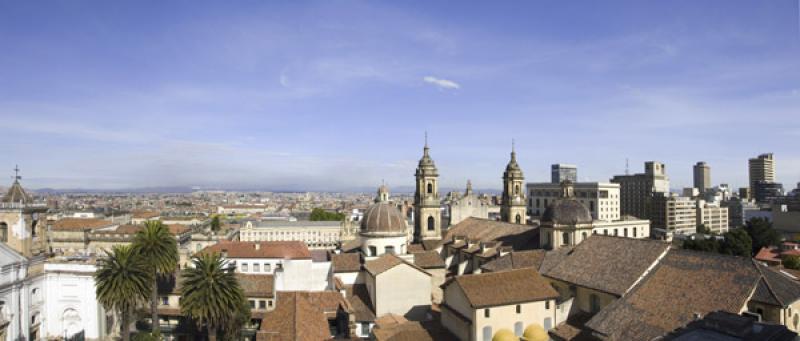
[
  {"left": 239, "top": 220, "right": 342, "bottom": 249},
  {"left": 696, "top": 200, "right": 729, "bottom": 234},
  {"left": 441, "top": 268, "right": 560, "bottom": 341},
  {"left": 363, "top": 253, "right": 432, "bottom": 321}
]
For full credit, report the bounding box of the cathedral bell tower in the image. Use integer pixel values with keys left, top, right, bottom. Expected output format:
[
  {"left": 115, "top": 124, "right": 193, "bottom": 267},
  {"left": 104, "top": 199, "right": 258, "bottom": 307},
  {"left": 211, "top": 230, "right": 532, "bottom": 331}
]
[
  {"left": 501, "top": 141, "right": 527, "bottom": 224},
  {"left": 414, "top": 135, "right": 442, "bottom": 241}
]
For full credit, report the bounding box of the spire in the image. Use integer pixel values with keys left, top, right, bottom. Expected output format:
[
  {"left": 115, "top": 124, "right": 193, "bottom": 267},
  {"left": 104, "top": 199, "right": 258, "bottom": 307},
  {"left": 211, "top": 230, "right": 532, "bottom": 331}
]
[
  {"left": 13, "top": 164, "right": 20, "bottom": 183},
  {"left": 510, "top": 138, "right": 517, "bottom": 162},
  {"left": 423, "top": 131, "right": 430, "bottom": 157}
]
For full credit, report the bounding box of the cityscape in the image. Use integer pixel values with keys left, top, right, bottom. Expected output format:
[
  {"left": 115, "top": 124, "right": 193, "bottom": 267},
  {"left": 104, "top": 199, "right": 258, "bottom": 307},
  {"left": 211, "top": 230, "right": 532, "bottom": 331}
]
[{"left": 2, "top": 1, "right": 800, "bottom": 341}]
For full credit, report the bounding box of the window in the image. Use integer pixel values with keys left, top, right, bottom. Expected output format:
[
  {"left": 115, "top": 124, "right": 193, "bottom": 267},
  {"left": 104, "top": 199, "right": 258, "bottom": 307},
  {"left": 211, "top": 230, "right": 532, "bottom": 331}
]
[
  {"left": 536, "top": 199, "right": 540, "bottom": 207},
  {"left": 515, "top": 184, "right": 520, "bottom": 194},
  {"left": 259, "top": 300, "right": 266, "bottom": 309},
  {"left": 582, "top": 232, "right": 588, "bottom": 241},
  {"left": 482, "top": 326, "right": 492, "bottom": 341},
  {"left": 249, "top": 300, "right": 255, "bottom": 309},
  {"left": 604, "top": 229, "right": 608, "bottom": 235},
  {"left": 545, "top": 300, "right": 550, "bottom": 309},
  {"left": 427, "top": 216, "right": 435, "bottom": 231},
  {"left": 268, "top": 300, "right": 273, "bottom": 307},
  {"left": 161, "top": 296, "right": 169, "bottom": 306},
  {"left": 427, "top": 183, "right": 433, "bottom": 194},
  {"left": 516, "top": 305, "right": 521, "bottom": 314},
  {"left": 254, "top": 263, "right": 261, "bottom": 272},
  {"left": 484, "top": 308, "right": 490, "bottom": 318},
  {"left": 562, "top": 232, "right": 569, "bottom": 246},
  {"left": 361, "top": 322, "right": 371, "bottom": 336},
  {"left": 624, "top": 228, "right": 628, "bottom": 237},
  {"left": 385, "top": 246, "right": 395, "bottom": 255},
  {"left": 264, "top": 263, "right": 271, "bottom": 272},
  {"left": 369, "top": 246, "right": 377, "bottom": 257},
  {"left": 613, "top": 229, "right": 618, "bottom": 236},
  {"left": 590, "top": 294, "right": 600, "bottom": 313},
  {"left": 544, "top": 317, "right": 552, "bottom": 331},
  {"left": 242, "top": 263, "right": 249, "bottom": 272},
  {"left": 0, "top": 223, "right": 7, "bottom": 243},
  {"left": 515, "top": 214, "right": 521, "bottom": 224},
  {"left": 515, "top": 321, "right": 524, "bottom": 336}
]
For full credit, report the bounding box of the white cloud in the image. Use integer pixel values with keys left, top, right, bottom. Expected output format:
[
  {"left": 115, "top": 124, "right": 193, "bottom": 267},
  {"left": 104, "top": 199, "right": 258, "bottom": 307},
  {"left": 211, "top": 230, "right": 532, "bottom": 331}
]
[{"left": 423, "top": 76, "right": 460, "bottom": 89}]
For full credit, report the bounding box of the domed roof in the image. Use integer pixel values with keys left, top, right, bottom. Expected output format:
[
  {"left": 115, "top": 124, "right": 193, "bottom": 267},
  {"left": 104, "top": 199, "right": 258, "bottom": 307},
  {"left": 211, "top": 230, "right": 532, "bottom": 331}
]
[
  {"left": 416, "top": 139, "right": 438, "bottom": 177},
  {"left": 492, "top": 329, "right": 517, "bottom": 341},
  {"left": 360, "top": 202, "right": 407, "bottom": 236},
  {"left": 541, "top": 180, "right": 592, "bottom": 225},
  {"left": 523, "top": 324, "right": 548, "bottom": 341},
  {"left": 2, "top": 180, "right": 31, "bottom": 204}
]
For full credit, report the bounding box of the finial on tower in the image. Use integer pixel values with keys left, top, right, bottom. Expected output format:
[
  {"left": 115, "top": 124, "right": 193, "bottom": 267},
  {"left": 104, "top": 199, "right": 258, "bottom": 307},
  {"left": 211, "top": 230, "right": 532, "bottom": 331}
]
[
  {"left": 425, "top": 131, "right": 428, "bottom": 148},
  {"left": 13, "top": 165, "right": 21, "bottom": 182}
]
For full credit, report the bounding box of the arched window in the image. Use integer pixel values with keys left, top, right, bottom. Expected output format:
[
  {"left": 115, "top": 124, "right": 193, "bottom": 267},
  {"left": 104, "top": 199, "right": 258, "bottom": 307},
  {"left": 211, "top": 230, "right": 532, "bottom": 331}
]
[
  {"left": 482, "top": 326, "right": 492, "bottom": 341},
  {"left": 515, "top": 214, "right": 521, "bottom": 224},
  {"left": 514, "top": 322, "right": 524, "bottom": 336},
  {"left": 0, "top": 223, "right": 7, "bottom": 243},
  {"left": 514, "top": 184, "right": 520, "bottom": 194},
  {"left": 427, "top": 216, "right": 435, "bottom": 231},
  {"left": 562, "top": 232, "right": 569, "bottom": 246},
  {"left": 427, "top": 183, "right": 433, "bottom": 194}
]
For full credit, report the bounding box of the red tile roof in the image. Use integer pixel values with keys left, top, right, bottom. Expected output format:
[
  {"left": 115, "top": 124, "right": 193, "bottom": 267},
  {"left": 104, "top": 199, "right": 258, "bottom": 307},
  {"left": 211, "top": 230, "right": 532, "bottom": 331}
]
[{"left": 201, "top": 241, "right": 311, "bottom": 259}]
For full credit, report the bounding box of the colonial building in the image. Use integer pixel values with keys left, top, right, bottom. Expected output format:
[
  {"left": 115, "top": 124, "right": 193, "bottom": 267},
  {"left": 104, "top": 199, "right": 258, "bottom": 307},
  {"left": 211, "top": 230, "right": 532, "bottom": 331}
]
[
  {"left": 500, "top": 146, "right": 526, "bottom": 225},
  {"left": 441, "top": 268, "right": 560, "bottom": 341},
  {"left": 239, "top": 219, "right": 342, "bottom": 249},
  {"left": 0, "top": 169, "right": 48, "bottom": 257},
  {"left": 359, "top": 185, "right": 411, "bottom": 257},
  {"left": 414, "top": 140, "right": 442, "bottom": 242},
  {"left": 445, "top": 180, "right": 492, "bottom": 227}
]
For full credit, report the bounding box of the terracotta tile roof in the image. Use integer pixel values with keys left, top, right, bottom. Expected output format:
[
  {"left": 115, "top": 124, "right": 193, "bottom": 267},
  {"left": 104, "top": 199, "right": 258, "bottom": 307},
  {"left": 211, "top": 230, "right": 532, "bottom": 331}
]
[
  {"left": 236, "top": 274, "right": 274, "bottom": 298},
  {"left": 480, "top": 250, "right": 547, "bottom": 273},
  {"left": 200, "top": 241, "right": 311, "bottom": 259},
  {"left": 750, "top": 262, "right": 800, "bottom": 307},
  {"left": 372, "top": 320, "right": 458, "bottom": 341},
  {"left": 52, "top": 218, "right": 114, "bottom": 231},
  {"left": 539, "top": 247, "right": 573, "bottom": 274},
  {"left": 93, "top": 224, "right": 190, "bottom": 236},
  {"left": 585, "top": 249, "right": 762, "bottom": 340},
  {"left": 364, "top": 253, "right": 430, "bottom": 277},
  {"left": 406, "top": 243, "right": 426, "bottom": 253},
  {"left": 257, "top": 291, "right": 350, "bottom": 341},
  {"left": 446, "top": 268, "right": 559, "bottom": 308},
  {"left": 440, "top": 217, "right": 539, "bottom": 251},
  {"left": 345, "top": 284, "right": 376, "bottom": 322},
  {"left": 413, "top": 251, "right": 445, "bottom": 269},
  {"left": 755, "top": 246, "right": 781, "bottom": 263},
  {"left": 542, "top": 235, "right": 670, "bottom": 296},
  {"left": 341, "top": 239, "right": 361, "bottom": 253},
  {"left": 332, "top": 253, "right": 362, "bottom": 273}
]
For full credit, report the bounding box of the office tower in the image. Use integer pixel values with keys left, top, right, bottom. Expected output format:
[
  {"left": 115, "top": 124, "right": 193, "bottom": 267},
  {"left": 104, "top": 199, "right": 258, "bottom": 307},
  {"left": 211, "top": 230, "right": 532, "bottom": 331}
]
[
  {"left": 749, "top": 153, "right": 775, "bottom": 198},
  {"left": 527, "top": 181, "right": 620, "bottom": 222},
  {"left": 551, "top": 164, "right": 577, "bottom": 184},
  {"left": 693, "top": 162, "right": 711, "bottom": 195},
  {"left": 611, "top": 161, "right": 670, "bottom": 220}
]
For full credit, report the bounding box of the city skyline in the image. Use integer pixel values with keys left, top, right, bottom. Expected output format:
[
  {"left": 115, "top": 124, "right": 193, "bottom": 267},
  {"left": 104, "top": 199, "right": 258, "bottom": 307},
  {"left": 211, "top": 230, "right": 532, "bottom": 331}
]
[{"left": 2, "top": 1, "right": 799, "bottom": 191}]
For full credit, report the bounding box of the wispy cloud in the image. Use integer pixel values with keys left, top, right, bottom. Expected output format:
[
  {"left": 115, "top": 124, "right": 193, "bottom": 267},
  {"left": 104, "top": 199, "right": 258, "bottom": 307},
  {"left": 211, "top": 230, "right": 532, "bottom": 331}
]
[{"left": 423, "top": 76, "right": 460, "bottom": 89}]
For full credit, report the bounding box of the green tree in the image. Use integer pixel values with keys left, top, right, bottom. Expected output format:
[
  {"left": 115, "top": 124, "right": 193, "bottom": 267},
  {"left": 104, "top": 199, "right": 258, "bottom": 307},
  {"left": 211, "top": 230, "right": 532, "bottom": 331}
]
[
  {"left": 784, "top": 255, "right": 800, "bottom": 270},
  {"left": 744, "top": 217, "right": 781, "bottom": 254},
  {"left": 683, "top": 237, "right": 720, "bottom": 253},
  {"left": 210, "top": 215, "right": 221, "bottom": 232},
  {"left": 720, "top": 228, "right": 753, "bottom": 257},
  {"left": 95, "top": 245, "right": 152, "bottom": 341},
  {"left": 180, "top": 253, "right": 247, "bottom": 341},
  {"left": 309, "top": 208, "right": 345, "bottom": 221},
  {"left": 132, "top": 221, "right": 179, "bottom": 336},
  {"left": 696, "top": 224, "right": 709, "bottom": 235}
]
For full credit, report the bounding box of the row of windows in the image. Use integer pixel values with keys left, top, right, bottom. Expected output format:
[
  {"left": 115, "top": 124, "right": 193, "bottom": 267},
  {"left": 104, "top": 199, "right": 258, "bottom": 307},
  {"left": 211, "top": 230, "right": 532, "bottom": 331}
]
[
  {"left": 249, "top": 299, "right": 273, "bottom": 309},
  {"left": 240, "top": 262, "right": 282, "bottom": 273},
  {"left": 529, "top": 190, "right": 619, "bottom": 199}
]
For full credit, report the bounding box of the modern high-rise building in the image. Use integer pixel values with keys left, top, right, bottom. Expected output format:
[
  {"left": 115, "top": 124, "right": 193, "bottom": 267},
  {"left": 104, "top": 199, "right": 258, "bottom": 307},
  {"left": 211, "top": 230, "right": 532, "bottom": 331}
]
[
  {"left": 611, "top": 161, "right": 670, "bottom": 220},
  {"left": 693, "top": 162, "right": 711, "bottom": 194},
  {"left": 696, "top": 200, "right": 729, "bottom": 234},
  {"left": 551, "top": 164, "right": 577, "bottom": 183},
  {"left": 527, "top": 181, "right": 620, "bottom": 221},
  {"left": 753, "top": 181, "right": 784, "bottom": 203},
  {"left": 749, "top": 153, "right": 775, "bottom": 198},
  {"left": 651, "top": 194, "right": 697, "bottom": 237}
]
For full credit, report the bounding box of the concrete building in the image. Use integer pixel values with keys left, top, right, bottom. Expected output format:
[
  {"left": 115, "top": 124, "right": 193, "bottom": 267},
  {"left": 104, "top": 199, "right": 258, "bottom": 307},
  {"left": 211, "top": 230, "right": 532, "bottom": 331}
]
[
  {"left": 551, "top": 164, "right": 577, "bottom": 184},
  {"left": 693, "top": 162, "right": 711, "bottom": 195},
  {"left": 414, "top": 140, "right": 442, "bottom": 242},
  {"left": 651, "top": 194, "right": 697, "bottom": 238},
  {"left": 239, "top": 220, "right": 342, "bottom": 249},
  {"left": 441, "top": 268, "right": 560, "bottom": 341},
  {"left": 611, "top": 161, "right": 670, "bottom": 221},
  {"left": 500, "top": 146, "right": 527, "bottom": 224},
  {"left": 749, "top": 153, "right": 776, "bottom": 199},
  {"left": 527, "top": 181, "right": 620, "bottom": 222},
  {"left": 696, "top": 200, "right": 729, "bottom": 234},
  {"left": 754, "top": 181, "right": 784, "bottom": 203}
]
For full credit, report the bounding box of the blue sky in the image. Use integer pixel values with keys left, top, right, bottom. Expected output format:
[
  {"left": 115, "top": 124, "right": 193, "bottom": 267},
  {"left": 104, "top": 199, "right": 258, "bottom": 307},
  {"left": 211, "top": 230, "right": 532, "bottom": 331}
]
[{"left": 1, "top": 1, "right": 799, "bottom": 191}]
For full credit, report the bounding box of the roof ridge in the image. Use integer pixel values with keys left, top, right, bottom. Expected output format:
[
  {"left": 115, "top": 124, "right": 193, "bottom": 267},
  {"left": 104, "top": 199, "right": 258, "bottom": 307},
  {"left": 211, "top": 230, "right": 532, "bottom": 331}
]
[{"left": 753, "top": 259, "right": 785, "bottom": 306}]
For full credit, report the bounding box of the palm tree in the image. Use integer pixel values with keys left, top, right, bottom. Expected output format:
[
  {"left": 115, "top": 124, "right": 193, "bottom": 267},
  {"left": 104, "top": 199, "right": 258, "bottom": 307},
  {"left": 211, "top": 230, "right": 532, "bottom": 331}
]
[
  {"left": 95, "top": 245, "right": 152, "bottom": 341},
  {"left": 180, "top": 252, "right": 246, "bottom": 341},
  {"left": 132, "top": 220, "right": 179, "bottom": 335}
]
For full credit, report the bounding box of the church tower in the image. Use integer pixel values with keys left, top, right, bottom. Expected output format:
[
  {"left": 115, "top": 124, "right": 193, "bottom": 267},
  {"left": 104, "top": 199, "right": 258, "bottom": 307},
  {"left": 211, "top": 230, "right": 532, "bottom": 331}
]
[
  {"left": 414, "top": 136, "right": 441, "bottom": 241},
  {"left": 501, "top": 141, "right": 527, "bottom": 224}
]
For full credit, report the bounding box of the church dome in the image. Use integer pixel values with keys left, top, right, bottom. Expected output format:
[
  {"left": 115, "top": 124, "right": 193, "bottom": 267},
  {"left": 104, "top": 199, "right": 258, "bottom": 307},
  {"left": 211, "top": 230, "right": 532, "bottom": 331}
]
[
  {"left": 2, "top": 180, "right": 31, "bottom": 204},
  {"left": 492, "top": 329, "right": 517, "bottom": 341},
  {"left": 522, "top": 324, "right": 548, "bottom": 341},
  {"left": 541, "top": 180, "right": 592, "bottom": 225},
  {"left": 361, "top": 203, "right": 407, "bottom": 236},
  {"left": 542, "top": 200, "right": 592, "bottom": 225}
]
